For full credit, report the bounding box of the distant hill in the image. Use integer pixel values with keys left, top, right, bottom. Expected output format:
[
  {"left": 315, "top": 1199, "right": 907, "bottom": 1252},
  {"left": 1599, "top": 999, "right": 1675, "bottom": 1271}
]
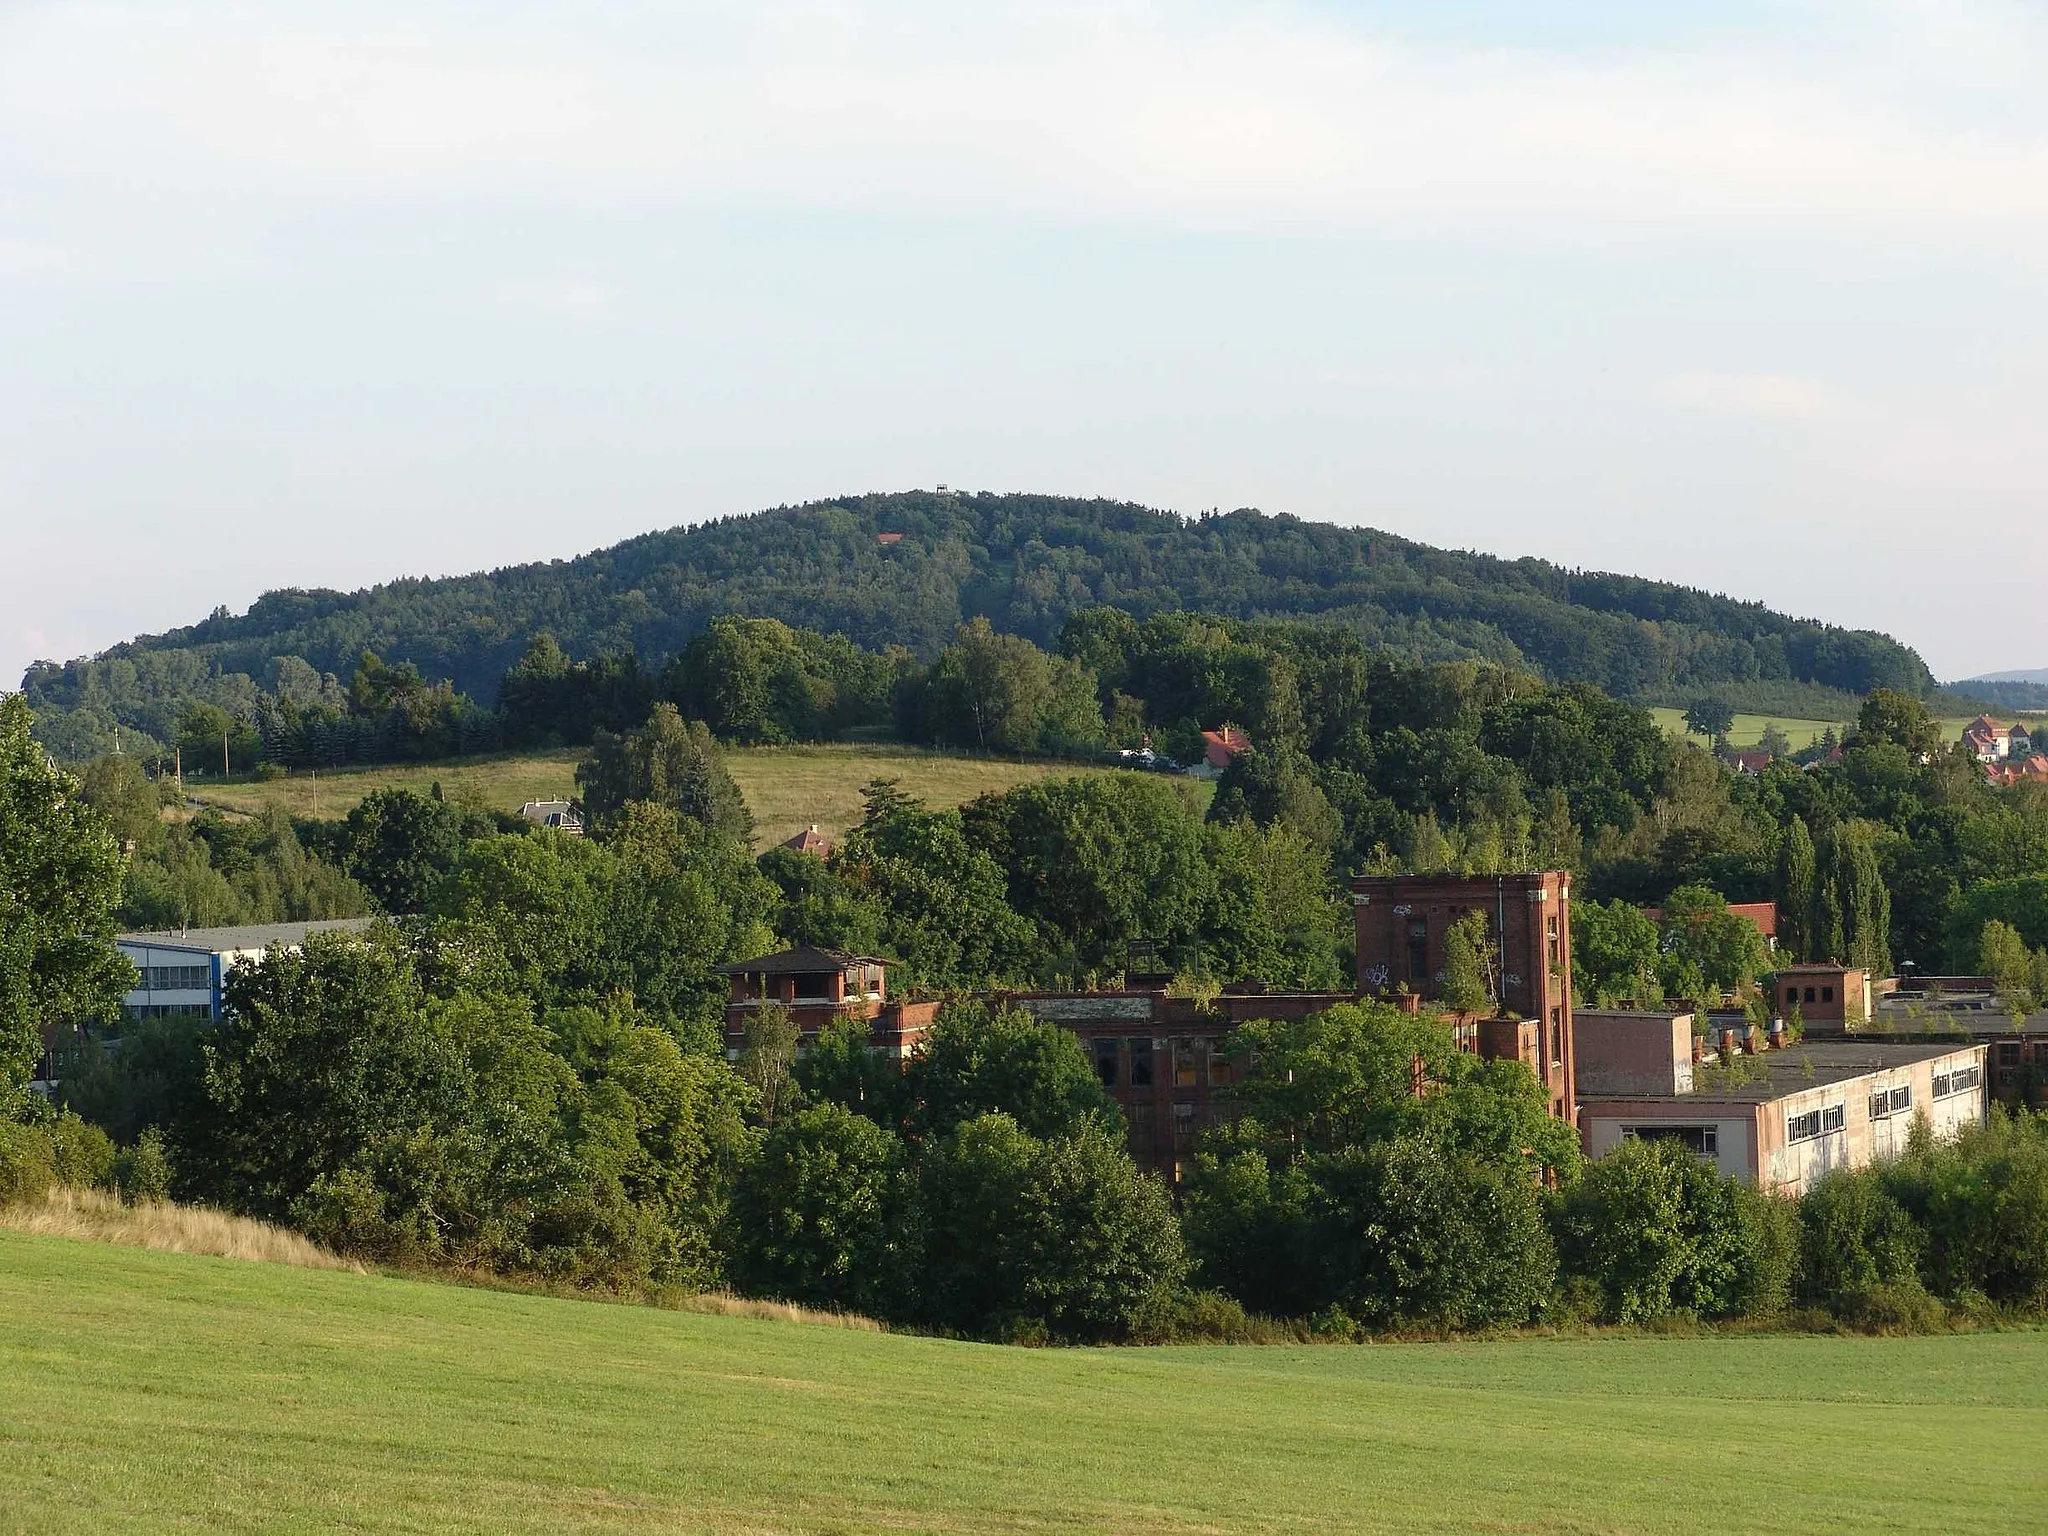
[
  {"left": 1952, "top": 672, "right": 2048, "bottom": 713},
  {"left": 21, "top": 490, "right": 1935, "bottom": 757}
]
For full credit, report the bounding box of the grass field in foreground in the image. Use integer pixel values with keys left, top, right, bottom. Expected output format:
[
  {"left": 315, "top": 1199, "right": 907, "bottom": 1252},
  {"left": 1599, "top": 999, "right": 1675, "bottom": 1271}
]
[
  {"left": 3, "top": 1233, "right": 2046, "bottom": 1535},
  {"left": 193, "top": 744, "right": 1148, "bottom": 847}
]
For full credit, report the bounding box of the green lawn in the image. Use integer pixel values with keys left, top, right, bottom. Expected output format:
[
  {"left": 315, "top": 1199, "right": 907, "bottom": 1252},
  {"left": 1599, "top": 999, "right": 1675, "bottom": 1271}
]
[
  {"left": 192, "top": 744, "right": 1158, "bottom": 847},
  {"left": 4, "top": 1233, "right": 2046, "bottom": 1533}
]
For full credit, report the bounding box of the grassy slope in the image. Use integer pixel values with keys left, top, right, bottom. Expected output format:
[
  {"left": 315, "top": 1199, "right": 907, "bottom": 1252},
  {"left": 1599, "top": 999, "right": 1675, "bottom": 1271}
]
[
  {"left": 1648, "top": 708, "right": 1975, "bottom": 752},
  {"left": 192, "top": 744, "right": 1149, "bottom": 846},
  {"left": 4, "top": 1233, "right": 2046, "bottom": 1535}
]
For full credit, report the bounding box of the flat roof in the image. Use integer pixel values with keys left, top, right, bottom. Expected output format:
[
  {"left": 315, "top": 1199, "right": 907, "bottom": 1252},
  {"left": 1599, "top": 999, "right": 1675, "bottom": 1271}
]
[
  {"left": 1580, "top": 1039, "right": 1982, "bottom": 1106},
  {"left": 115, "top": 917, "right": 378, "bottom": 954},
  {"left": 1576, "top": 1008, "right": 1695, "bottom": 1023}
]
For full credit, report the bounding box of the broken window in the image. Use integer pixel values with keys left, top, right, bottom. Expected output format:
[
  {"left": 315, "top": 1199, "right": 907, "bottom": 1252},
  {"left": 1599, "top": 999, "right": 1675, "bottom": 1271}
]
[
  {"left": 1128, "top": 1037, "right": 1154, "bottom": 1087},
  {"left": 1093, "top": 1037, "right": 1119, "bottom": 1089}
]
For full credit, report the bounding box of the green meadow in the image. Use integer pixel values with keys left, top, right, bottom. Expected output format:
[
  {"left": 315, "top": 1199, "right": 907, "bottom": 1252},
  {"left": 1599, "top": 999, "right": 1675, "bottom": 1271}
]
[
  {"left": 192, "top": 743, "right": 1154, "bottom": 847},
  {"left": 4, "top": 1230, "right": 2045, "bottom": 1534}
]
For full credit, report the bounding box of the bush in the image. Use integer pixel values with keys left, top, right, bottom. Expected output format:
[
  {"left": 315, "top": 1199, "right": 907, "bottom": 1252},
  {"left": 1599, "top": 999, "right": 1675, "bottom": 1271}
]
[
  {"left": 920, "top": 1113, "right": 1189, "bottom": 1343},
  {"left": 1554, "top": 1139, "right": 1768, "bottom": 1324},
  {"left": 1135, "top": 1289, "right": 1305, "bottom": 1345},
  {"left": 46, "top": 1113, "right": 117, "bottom": 1190},
  {"left": 115, "top": 1128, "right": 174, "bottom": 1205},
  {"left": 1310, "top": 1134, "right": 1556, "bottom": 1332},
  {"left": 0, "top": 1121, "right": 56, "bottom": 1206},
  {"left": 1798, "top": 1169, "right": 1925, "bottom": 1314},
  {"left": 726, "top": 1104, "right": 922, "bottom": 1320},
  {"left": 1888, "top": 1113, "right": 2048, "bottom": 1311}
]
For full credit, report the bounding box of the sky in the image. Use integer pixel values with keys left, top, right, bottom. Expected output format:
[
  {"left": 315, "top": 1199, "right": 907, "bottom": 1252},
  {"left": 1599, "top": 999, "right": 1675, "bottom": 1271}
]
[{"left": 3, "top": 0, "right": 2046, "bottom": 689}]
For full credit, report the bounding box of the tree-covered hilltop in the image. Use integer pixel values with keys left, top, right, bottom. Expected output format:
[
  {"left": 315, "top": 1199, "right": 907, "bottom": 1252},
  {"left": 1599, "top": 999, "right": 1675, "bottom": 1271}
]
[{"left": 23, "top": 491, "right": 1929, "bottom": 757}]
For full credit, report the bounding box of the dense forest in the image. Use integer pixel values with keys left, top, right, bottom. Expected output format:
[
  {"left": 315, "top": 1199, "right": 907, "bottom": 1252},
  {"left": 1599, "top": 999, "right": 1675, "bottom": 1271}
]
[{"left": 23, "top": 491, "right": 1935, "bottom": 758}]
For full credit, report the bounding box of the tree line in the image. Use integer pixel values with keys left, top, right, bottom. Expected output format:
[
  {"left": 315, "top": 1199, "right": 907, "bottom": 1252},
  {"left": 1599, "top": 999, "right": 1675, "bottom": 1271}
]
[{"left": 22, "top": 491, "right": 1934, "bottom": 760}]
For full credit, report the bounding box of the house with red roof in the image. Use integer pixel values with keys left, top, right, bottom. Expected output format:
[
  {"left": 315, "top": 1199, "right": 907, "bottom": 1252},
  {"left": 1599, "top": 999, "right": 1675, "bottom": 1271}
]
[{"left": 1190, "top": 726, "right": 1251, "bottom": 779}]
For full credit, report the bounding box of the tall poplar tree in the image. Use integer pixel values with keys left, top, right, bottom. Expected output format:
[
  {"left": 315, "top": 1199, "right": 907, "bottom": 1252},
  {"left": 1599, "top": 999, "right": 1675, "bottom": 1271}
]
[{"left": 1776, "top": 817, "right": 1816, "bottom": 963}]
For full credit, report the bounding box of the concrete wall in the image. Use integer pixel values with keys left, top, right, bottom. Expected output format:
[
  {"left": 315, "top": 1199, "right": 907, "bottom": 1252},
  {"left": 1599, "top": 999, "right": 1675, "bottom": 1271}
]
[{"left": 1583, "top": 1109, "right": 1758, "bottom": 1184}]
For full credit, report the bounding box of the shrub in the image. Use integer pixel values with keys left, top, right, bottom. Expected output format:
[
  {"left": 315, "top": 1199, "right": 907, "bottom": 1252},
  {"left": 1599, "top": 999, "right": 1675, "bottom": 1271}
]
[
  {"left": 1880, "top": 1112, "right": 2048, "bottom": 1310},
  {"left": 115, "top": 1128, "right": 173, "bottom": 1205},
  {"left": 1309, "top": 1134, "right": 1556, "bottom": 1332},
  {"left": 0, "top": 1121, "right": 56, "bottom": 1206},
  {"left": 46, "top": 1113, "right": 117, "bottom": 1190},
  {"left": 1554, "top": 1139, "right": 1768, "bottom": 1324},
  {"left": 1798, "top": 1169, "right": 1925, "bottom": 1314},
  {"left": 726, "top": 1104, "right": 922, "bottom": 1320}
]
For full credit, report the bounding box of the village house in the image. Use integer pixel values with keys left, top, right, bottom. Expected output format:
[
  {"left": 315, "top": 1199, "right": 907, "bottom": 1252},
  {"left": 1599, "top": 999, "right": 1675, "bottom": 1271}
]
[
  {"left": 1186, "top": 725, "right": 1251, "bottom": 779},
  {"left": 1962, "top": 715, "right": 2032, "bottom": 763},
  {"left": 782, "top": 824, "right": 831, "bottom": 858},
  {"left": 518, "top": 799, "right": 584, "bottom": 835}
]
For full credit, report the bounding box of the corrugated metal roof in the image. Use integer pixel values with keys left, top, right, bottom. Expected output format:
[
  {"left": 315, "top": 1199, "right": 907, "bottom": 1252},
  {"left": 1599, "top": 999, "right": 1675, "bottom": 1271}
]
[{"left": 115, "top": 917, "right": 378, "bottom": 953}]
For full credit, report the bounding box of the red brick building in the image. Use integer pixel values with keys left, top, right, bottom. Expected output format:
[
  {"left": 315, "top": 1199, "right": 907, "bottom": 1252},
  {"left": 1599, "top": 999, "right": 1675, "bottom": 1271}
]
[
  {"left": 1350, "top": 871, "right": 1576, "bottom": 1121},
  {"left": 718, "top": 946, "right": 939, "bottom": 1062},
  {"left": 1001, "top": 986, "right": 1351, "bottom": 1176},
  {"left": 1771, "top": 963, "right": 1871, "bottom": 1027}
]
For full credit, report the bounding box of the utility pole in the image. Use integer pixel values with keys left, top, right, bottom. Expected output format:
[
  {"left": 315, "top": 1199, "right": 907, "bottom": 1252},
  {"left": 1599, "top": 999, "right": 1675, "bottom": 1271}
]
[
  {"left": 222, "top": 727, "right": 230, "bottom": 779},
  {"left": 175, "top": 746, "right": 183, "bottom": 800}
]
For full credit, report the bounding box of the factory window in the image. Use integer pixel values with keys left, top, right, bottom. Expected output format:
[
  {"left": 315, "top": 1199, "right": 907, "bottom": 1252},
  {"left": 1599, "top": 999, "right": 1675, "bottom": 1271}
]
[
  {"left": 1785, "top": 986, "right": 1799, "bottom": 1007},
  {"left": 1128, "top": 1037, "right": 1154, "bottom": 1087},
  {"left": 1406, "top": 920, "right": 1429, "bottom": 985},
  {"left": 1822, "top": 1104, "right": 1846, "bottom": 1133},
  {"left": 1550, "top": 1009, "right": 1563, "bottom": 1069},
  {"left": 1870, "top": 1091, "right": 1892, "bottom": 1120},
  {"left": 1093, "top": 1038, "right": 1119, "bottom": 1089},
  {"left": 137, "top": 964, "right": 209, "bottom": 992},
  {"left": 1205, "top": 1040, "right": 1230, "bottom": 1087},
  {"left": 1787, "top": 1109, "right": 1823, "bottom": 1143},
  {"left": 1998, "top": 1042, "right": 2022, "bottom": 1066},
  {"left": 1821, "top": 987, "right": 1835, "bottom": 1004},
  {"left": 1126, "top": 1103, "right": 1153, "bottom": 1146},
  {"left": 1888, "top": 1086, "right": 1911, "bottom": 1116},
  {"left": 1804, "top": 987, "right": 1817, "bottom": 1004},
  {"left": 1948, "top": 1064, "right": 1982, "bottom": 1094},
  {"left": 1622, "top": 1124, "right": 1717, "bottom": 1156},
  {"left": 1173, "top": 1102, "right": 1196, "bottom": 1150},
  {"left": 1173, "top": 1037, "right": 1197, "bottom": 1088}
]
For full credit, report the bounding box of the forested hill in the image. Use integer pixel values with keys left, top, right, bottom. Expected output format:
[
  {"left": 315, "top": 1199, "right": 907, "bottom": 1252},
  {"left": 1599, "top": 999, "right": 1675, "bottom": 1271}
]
[{"left": 25, "top": 491, "right": 1931, "bottom": 752}]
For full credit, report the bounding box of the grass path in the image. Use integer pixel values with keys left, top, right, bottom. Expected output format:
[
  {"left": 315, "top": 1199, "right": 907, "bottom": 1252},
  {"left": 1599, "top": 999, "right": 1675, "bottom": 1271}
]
[
  {"left": 3, "top": 1231, "right": 2046, "bottom": 1533},
  {"left": 192, "top": 744, "right": 1145, "bottom": 846}
]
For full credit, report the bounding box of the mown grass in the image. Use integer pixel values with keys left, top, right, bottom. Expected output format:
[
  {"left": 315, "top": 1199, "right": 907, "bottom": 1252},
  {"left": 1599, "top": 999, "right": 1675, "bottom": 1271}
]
[
  {"left": 3, "top": 1232, "right": 2045, "bottom": 1534},
  {"left": 192, "top": 744, "right": 1156, "bottom": 847}
]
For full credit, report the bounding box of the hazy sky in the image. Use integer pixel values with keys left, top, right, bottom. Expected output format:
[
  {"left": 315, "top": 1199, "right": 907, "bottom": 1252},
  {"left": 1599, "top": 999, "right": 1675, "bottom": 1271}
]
[{"left": 4, "top": 1, "right": 2045, "bottom": 689}]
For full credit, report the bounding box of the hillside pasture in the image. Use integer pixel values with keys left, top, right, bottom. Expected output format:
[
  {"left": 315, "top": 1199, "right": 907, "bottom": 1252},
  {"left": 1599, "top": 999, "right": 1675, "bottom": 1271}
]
[
  {"left": 1649, "top": 708, "right": 1980, "bottom": 752},
  {"left": 191, "top": 743, "right": 1156, "bottom": 845},
  {"left": 3, "top": 1231, "right": 2044, "bottom": 1534}
]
